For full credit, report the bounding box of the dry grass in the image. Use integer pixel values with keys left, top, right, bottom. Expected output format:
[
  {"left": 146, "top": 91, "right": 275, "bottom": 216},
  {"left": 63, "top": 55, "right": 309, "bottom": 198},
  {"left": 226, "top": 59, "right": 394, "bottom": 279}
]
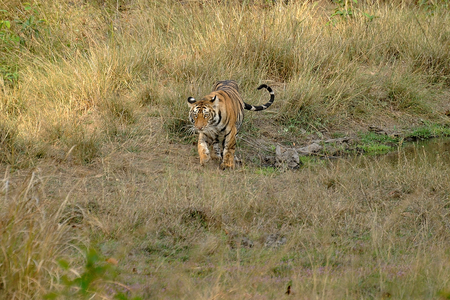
[
  {"left": 0, "top": 169, "right": 75, "bottom": 299},
  {"left": 1, "top": 0, "right": 450, "bottom": 299},
  {"left": 1, "top": 0, "right": 449, "bottom": 165},
  {"left": 1, "top": 138, "right": 450, "bottom": 299}
]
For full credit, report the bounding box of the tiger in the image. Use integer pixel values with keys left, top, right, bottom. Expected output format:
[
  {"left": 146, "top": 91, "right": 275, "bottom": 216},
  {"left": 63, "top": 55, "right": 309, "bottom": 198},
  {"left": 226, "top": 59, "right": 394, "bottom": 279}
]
[{"left": 187, "top": 80, "right": 275, "bottom": 169}]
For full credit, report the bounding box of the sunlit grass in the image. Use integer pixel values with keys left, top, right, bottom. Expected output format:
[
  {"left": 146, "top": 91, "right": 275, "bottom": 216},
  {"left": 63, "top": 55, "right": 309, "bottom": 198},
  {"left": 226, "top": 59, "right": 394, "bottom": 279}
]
[
  {"left": 1, "top": 0, "right": 449, "bottom": 165},
  {"left": 1, "top": 0, "right": 450, "bottom": 298}
]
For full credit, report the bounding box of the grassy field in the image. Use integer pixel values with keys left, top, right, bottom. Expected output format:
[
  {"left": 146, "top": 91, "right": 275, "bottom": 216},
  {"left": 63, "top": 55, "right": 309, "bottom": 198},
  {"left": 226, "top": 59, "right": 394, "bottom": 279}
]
[{"left": 1, "top": 0, "right": 450, "bottom": 299}]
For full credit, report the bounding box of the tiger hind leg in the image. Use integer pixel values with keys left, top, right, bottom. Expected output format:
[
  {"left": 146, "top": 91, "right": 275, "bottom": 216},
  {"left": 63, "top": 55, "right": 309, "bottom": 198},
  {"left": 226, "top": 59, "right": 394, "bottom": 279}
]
[
  {"left": 210, "top": 140, "right": 222, "bottom": 161},
  {"left": 220, "top": 128, "right": 237, "bottom": 170}
]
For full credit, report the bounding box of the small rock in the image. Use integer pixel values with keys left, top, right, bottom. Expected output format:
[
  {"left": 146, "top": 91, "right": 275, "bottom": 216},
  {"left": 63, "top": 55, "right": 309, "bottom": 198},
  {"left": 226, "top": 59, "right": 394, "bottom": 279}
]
[
  {"left": 262, "top": 155, "right": 276, "bottom": 167},
  {"left": 324, "top": 137, "right": 350, "bottom": 144},
  {"left": 226, "top": 231, "right": 254, "bottom": 248},
  {"left": 264, "top": 233, "right": 287, "bottom": 248},
  {"left": 240, "top": 237, "right": 254, "bottom": 248},
  {"left": 296, "top": 143, "right": 323, "bottom": 155},
  {"left": 369, "top": 125, "right": 387, "bottom": 135},
  {"left": 275, "top": 145, "right": 300, "bottom": 169},
  {"left": 389, "top": 132, "right": 402, "bottom": 138}
]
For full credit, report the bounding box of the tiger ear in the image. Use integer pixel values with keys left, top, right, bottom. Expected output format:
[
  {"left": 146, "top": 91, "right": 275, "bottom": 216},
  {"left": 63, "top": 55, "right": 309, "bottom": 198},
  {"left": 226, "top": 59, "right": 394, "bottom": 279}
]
[
  {"left": 187, "top": 97, "right": 196, "bottom": 106},
  {"left": 210, "top": 95, "right": 220, "bottom": 109}
]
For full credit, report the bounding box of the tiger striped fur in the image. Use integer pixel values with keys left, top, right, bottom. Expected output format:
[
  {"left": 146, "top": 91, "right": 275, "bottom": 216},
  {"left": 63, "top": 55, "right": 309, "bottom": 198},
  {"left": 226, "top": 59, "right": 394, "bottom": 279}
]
[{"left": 187, "top": 80, "right": 275, "bottom": 169}]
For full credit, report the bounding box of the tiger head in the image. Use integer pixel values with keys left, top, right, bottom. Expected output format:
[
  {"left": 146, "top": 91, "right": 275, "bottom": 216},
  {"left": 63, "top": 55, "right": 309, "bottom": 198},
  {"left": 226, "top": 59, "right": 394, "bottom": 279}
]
[{"left": 187, "top": 94, "right": 219, "bottom": 132}]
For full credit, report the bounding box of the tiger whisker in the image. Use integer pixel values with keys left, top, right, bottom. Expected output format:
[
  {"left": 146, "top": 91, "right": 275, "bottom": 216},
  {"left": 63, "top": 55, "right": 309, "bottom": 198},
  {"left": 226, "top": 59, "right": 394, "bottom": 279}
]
[{"left": 186, "top": 125, "right": 197, "bottom": 135}]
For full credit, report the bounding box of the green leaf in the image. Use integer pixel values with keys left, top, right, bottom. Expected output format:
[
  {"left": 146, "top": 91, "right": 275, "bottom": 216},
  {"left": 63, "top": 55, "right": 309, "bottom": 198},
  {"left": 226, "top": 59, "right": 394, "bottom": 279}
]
[
  {"left": 1, "top": 20, "right": 11, "bottom": 29},
  {"left": 58, "top": 259, "right": 70, "bottom": 270},
  {"left": 43, "top": 292, "right": 59, "bottom": 300},
  {"left": 24, "top": 2, "right": 32, "bottom": 10},
  {"left": 10, "top": 35, "right": 20, "bottom": 43},
  {"left": 114, "top": 293, "right": 129, "bottom": 300},
  {"left": 114, "top": 294, "right": 143, "bottom": 300}
]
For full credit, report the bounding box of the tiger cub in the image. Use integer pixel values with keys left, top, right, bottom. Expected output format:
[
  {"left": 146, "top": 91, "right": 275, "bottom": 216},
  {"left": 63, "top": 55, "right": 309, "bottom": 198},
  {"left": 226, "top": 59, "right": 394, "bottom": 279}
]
[{"left": 187, "top": 80, "right": 275, "bottom": 169}]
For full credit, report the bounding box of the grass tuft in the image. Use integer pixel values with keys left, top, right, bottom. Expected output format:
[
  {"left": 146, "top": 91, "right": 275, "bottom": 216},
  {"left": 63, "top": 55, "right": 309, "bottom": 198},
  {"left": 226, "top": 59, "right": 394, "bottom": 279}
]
[{"left": 0, "top": 172, "right": 73, "bottom": 299}]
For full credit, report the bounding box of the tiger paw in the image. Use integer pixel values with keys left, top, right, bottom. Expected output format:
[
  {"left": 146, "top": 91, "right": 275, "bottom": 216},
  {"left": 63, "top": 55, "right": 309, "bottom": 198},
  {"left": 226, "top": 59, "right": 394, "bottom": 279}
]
[
  {"left": 200, "top": 155, "right": 210, "bottom": 166},
  {"left": 220, "top": 161, "right": 235, "bottom": 170},
  {"left": 210, "top": 152, "right": 222, "bottom": 161},
  {"left": 198, "top": 145, "right": 210, "bottom": 166}
]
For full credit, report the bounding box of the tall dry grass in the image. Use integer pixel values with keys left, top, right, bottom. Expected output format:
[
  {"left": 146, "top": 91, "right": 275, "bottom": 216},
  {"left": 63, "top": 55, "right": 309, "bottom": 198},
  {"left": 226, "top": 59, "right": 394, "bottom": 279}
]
[
  {"left": 100, "top": 145, "right": 450, "bottom": 299},
  {"left": 0, "top": 170, "right": 74, "bottom": 298},
  {"left": 2, "top": 139, "right": 449, "bottom": 298},
  {"left": 1, "top": 0, "right": 449, "bottom": 165},
  {"left": 0, "top": 167, "right": 136, "bottom": 299}
]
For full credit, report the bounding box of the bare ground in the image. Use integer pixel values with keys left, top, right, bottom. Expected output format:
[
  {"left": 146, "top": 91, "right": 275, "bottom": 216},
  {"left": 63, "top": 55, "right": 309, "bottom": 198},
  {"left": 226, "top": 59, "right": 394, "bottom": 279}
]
[{"left": 1, "top": 94, "right": 450, "bottom": 299}]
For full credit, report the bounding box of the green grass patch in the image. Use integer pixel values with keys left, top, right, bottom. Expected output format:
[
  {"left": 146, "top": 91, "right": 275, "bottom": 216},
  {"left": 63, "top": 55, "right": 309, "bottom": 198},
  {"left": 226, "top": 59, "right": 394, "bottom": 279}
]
[
  {"left": 255, "top": 166, "right": 279, "bottom": 176},
  {"left": 350, "top": 131, "right": 399, "bottom": 155},
  {"left": 299, "top": 155, "right": 326, "bottom": 166},
  {"left": 358, "top": 144, "right": 394, "bottom": 155},
  {"left": 406, "top": 124, "right": 450, "bottom": 140},
  {"left": 358, "top": 132, "right": 399, "bottom": 145}
]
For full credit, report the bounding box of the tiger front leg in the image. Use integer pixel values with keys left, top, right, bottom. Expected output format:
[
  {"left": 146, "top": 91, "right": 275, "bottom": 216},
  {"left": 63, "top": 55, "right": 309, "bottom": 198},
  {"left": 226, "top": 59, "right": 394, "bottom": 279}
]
[
  {"left": 220, "top": 127, "right": 237, "bottom": 170},
  {"left": 198, "top": 133, "right": 210, "bottom": 166}
]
